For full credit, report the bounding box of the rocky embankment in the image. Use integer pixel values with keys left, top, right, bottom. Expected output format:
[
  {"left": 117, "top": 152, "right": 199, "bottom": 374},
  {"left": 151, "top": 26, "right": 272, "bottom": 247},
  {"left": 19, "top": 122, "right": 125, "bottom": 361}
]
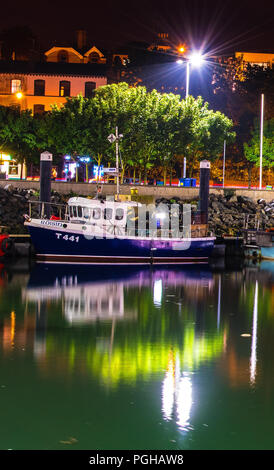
[
  {"left": 208, "top": 193, "right": 274, "bottom": 236},
  {"left": 156, "top": 193, "right": 274, "bottom": 236},
  {"left": 0, "top": 185, "right": 67, "bottom": 234},
  {"left": 0, "top": 185, "right": 274, "bottom": 236}
]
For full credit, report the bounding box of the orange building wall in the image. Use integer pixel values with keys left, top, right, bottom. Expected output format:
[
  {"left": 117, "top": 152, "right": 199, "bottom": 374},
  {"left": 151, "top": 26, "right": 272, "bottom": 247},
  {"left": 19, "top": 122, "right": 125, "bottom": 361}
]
[
  {"left": 0, "top": 73, "right": 107, "bottom": 112},
  {"left": 235, "top": 52, "right": 274, "bottom": 67}
]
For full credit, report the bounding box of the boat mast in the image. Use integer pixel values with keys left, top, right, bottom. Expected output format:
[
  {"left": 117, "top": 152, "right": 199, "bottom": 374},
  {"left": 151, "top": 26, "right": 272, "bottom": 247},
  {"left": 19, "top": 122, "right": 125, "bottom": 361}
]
[
  {"left": 115, "top": 126, "right": 120, "bottom": 201},
  {"left": 108, "top": 127, "right": 123, "bottom": 202}
]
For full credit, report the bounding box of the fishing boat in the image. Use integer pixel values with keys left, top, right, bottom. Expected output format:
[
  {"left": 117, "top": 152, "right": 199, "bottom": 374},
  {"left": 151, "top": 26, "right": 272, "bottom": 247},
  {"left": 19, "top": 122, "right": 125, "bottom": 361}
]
[{"left": 24, "top": 196, "right": 215, "bottom": 264}]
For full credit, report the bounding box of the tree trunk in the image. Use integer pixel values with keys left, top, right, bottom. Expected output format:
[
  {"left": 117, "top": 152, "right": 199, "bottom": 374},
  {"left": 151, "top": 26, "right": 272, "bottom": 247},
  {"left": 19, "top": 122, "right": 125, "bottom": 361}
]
[
  {"left": 133, "top": 168, "right": 136, "bottom": 184},
  {"left": 163, "top": 167, "right": 167, "bottom": 186},
  {"left": 248, "top": 165, "right": 252, "bottom": 189},
  {"left": 188, "top": 162, "right": 194, "bottom": 178},
  {"left": 169, "top": 168, "right": 172, "bottom": 185},
  {"left": 144, "top": 169, "right": 147, "bottom": 185}
]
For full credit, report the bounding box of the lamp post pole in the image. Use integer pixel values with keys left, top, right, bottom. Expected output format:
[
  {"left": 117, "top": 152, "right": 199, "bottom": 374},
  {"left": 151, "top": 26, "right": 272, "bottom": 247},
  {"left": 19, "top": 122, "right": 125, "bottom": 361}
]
[
  {"left": 186, "top": 61, "right": 190, "bottom": 98},
  {"left": 259, "top": 93, "right": 264, "bottom": 190},
  {"left": 115, "top": 126, "right": 120, "bottom": 200},
  {"left": 223, "top": 140, "right": 226, "bottom": 189},
  {"left": 183, "top": 61, "right": 190, "bottom": 179}
]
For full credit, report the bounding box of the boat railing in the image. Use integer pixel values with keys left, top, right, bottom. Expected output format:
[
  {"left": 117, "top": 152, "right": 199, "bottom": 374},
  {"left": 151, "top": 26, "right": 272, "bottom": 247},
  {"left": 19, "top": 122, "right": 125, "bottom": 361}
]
[
  {"left": 27, "top": 200, "right": 68, "bottom": 220},
  {"left": 126, "top": 225, "right": 207, "bottom": 239}
]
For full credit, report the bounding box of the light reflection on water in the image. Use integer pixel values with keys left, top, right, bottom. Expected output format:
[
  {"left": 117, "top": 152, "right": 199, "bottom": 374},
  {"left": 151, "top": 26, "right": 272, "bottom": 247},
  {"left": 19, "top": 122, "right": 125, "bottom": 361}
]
[{"left": 0, "top": 260, "right": 273, "bottom": 449}]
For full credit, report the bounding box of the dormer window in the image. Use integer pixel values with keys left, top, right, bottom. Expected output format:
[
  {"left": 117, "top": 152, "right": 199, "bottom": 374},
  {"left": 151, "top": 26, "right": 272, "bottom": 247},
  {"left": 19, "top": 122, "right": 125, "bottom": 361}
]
[
  {"left": 89, "top": 52, "right": 100, "bottom": 63},
  {"left": 58, "top": 50, "right": 68, "bottom": 63}
]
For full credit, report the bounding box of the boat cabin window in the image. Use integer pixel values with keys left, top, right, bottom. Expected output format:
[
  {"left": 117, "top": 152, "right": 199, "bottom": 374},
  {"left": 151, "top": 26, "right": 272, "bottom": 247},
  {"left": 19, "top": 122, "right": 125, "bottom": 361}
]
[
  {"left": 83, "top": 207, "right": 90, "bottom": 219},
  {"left": 70, "top": 205, "right": 85, "bottom": 218},
  {"left": 104, "top": 208, "right": 113, "bottom": 220},
  {"left": 92, "top": 208, "right": 101, "bottom": 220},
  {"left": 115, "top": 208, "right": 124, "bottom": 221}
]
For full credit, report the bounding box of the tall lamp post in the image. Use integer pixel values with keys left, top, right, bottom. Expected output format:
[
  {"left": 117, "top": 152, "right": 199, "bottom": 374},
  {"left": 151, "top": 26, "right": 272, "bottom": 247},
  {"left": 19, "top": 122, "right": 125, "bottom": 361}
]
[
  {"left": 177, "top": 52, "right": 205, "bottom": 178},
  {"left": 259, "top": 94, "right": 264, "bottom": 190}
]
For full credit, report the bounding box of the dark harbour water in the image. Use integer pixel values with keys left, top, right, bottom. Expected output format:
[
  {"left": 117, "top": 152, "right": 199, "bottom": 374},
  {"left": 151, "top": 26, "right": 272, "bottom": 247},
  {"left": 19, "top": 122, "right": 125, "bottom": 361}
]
[{"left": 0, "top": 259, "right": 273, "bottom": 451}]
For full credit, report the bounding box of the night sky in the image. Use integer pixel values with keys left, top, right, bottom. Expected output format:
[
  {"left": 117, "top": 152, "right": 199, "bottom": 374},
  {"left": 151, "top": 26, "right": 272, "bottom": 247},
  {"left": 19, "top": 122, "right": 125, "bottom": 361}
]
[{"left": 1, "top": 0, "right": 274, "bottom": 53}]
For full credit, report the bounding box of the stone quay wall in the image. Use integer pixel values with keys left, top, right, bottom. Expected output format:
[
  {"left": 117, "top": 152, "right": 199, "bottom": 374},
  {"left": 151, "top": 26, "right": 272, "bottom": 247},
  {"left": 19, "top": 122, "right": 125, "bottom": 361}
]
[{"left": 0, "top": 180, "right": 273, "bottom": 203}]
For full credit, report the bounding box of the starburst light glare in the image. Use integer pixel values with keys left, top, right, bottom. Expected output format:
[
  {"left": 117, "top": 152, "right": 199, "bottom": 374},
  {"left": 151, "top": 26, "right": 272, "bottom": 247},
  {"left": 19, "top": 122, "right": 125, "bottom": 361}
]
[{"left": 189, "top": 51, "right": 204, "bottom": 67}]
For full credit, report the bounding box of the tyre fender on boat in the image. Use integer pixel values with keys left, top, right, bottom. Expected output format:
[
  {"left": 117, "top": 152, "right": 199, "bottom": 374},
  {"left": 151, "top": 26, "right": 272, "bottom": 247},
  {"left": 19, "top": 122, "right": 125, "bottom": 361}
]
[{"left": 0, "top": 235, "right": 14, "bottom": 256}]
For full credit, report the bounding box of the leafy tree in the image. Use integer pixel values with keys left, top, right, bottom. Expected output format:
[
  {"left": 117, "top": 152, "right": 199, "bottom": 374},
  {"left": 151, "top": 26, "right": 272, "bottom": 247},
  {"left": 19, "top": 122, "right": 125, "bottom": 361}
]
[
  {"left": 244, "top": 118, "right": 274, "bottom": 170},
  {"left": 38, "top": 83, "right": 235, "bottom": 184},
  {"left": 175, "top": 96, "right": 235, "bottom": 177},
  {"left": 0, "top": 105, "right": 38, "bottom": 164}
]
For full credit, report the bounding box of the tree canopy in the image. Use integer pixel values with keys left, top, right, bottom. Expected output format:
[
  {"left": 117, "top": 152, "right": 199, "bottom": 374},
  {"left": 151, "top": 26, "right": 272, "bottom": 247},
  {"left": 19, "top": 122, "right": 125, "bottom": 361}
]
[
  {"left": 0, "top": 83, "right": 235, "bottom": 181},
  {"left": 244, "top": 118, "right": 274, "bottom": 169}
]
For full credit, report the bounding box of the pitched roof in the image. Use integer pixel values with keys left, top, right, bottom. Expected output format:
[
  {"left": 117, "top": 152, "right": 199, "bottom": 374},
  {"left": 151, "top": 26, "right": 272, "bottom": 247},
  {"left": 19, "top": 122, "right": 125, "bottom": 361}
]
[
  {"left": 45, "top": 47, "right": 84, "bottom": 60},
  {"left": 0, "top": 60, "right": 108, "bottom": 77}
]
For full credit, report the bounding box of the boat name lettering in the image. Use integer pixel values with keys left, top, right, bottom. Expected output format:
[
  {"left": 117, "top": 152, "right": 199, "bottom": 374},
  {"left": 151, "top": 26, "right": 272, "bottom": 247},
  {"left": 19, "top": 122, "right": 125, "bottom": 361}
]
[
  {"left": 41, "top": 220, "right": 63, "bottom": 227},
  {"left": 55, "top": 233, "right": 80, "bottom": 242}
]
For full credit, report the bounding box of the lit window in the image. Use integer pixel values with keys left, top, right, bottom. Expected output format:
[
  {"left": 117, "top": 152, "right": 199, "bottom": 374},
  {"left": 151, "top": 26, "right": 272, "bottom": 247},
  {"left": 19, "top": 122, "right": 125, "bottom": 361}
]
[
  {"left": 59, "top": 81, "right": 70, "bottom": 97},
  {"left": 11, "top": 79, "right": 21, "bottom": 94},
  {"left": 8, "top": 164, "right": 18, "bottom": 175}
]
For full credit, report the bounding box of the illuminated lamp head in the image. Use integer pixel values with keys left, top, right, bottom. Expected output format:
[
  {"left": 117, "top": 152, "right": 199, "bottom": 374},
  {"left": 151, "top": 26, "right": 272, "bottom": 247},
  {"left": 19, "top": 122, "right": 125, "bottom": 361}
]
[
  {"left": 16, "top": 92, "right": 23, "bottom": 99},
  {"left": 189, "top": 51, "right": 205, "bottom": 67}
]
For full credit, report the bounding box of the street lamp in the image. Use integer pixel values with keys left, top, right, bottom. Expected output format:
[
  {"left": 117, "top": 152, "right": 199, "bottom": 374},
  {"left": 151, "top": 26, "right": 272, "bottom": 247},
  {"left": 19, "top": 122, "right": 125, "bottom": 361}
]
[
  {"left": 259, "top": 94, "right": 264, "bottom": 190},
  {"left": 177, "top": 51, "right": 205, "bottom": 177},
  {"left": 177, "top": 51, "right": 205, "bottom": 98}
]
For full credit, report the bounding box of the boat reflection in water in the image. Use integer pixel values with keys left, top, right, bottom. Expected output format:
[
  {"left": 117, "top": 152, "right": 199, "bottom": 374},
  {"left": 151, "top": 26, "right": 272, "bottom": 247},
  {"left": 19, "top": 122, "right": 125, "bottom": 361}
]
[
  {"left": 23, "top": 263, "right": 224, "bottom": 432},
  {"left": 24, "top": 263, "right": 214, "bottom": 324}
]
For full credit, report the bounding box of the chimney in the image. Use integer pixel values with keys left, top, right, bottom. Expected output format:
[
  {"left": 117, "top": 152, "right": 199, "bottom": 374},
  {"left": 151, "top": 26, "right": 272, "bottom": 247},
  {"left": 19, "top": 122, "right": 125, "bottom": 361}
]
[{"left": 76, "top": 30, "right": 87, "bottom": 50}]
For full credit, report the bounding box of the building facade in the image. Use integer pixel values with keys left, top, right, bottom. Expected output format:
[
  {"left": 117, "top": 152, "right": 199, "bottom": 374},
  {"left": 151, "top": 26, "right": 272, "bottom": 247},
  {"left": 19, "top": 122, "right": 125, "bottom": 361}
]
[
  {"left": 0, "top": 29, "right": 128, "bottom": 179},
  {"left": 235, "top": 52, "right": 274, "bottom": 69},
  {"left": 0, "top": 61, "right": 108, "bottom": 114}
]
